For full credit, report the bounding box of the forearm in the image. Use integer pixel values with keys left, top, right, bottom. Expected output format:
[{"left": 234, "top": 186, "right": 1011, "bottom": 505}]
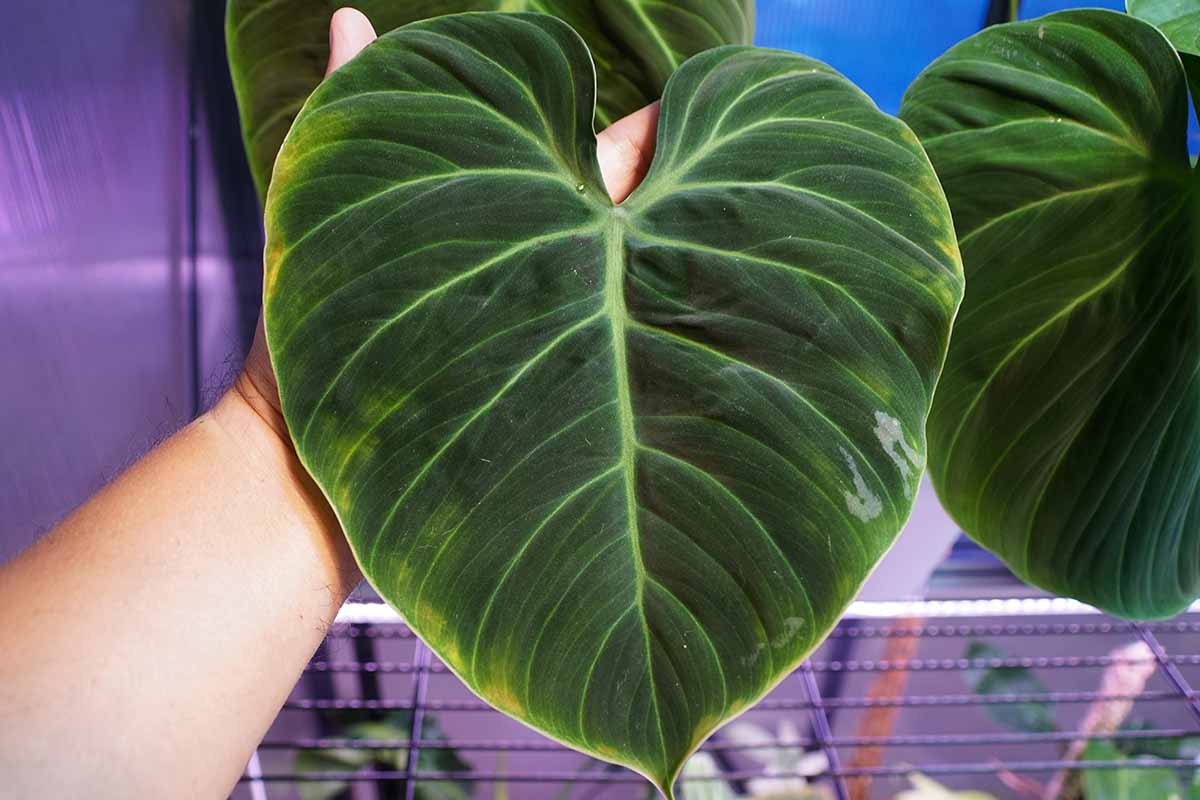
[{"left": 0, "top": 384, "right": 357, "bottom": 799}]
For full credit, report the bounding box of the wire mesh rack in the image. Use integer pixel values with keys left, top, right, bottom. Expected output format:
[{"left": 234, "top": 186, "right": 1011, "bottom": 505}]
[{"left": 233, "top": 598, "right": 1200, "bottom": 800}]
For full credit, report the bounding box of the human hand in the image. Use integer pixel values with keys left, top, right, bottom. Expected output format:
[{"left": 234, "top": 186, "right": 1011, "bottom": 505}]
[{"left": 227, "top": 5, "right": 661, "bottom": 496}]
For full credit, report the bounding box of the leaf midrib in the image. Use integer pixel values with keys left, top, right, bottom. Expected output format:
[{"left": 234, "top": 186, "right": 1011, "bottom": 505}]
[{"left": 603, "top": 208, "right": 669, "bottom": 767}]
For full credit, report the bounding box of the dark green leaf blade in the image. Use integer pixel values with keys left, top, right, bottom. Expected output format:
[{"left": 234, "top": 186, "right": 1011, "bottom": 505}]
[
  {"left": 265, "top": 12, "right": 961, "bottom": 795},
  {"left": 1128, "top": 0, "right": 1200, "bottom": 111},
  {"left": 901, "top": 10, "right": 1200, "bottom": 619},
  {"left": 1128, "top": 0, "right": 1200, "bottom": 56},
  {"left": 226, "top": 0, "right": 754, "bottom": 198}
]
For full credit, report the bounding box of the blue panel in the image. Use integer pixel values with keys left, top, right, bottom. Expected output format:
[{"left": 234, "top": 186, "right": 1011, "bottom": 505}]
[
  {"left": 755, "top": 0, "right": 1198, "bottom": 155},
  {"left": 754, "top": 0, "right": 989, "bottom": 114},
  {"left": 1021, "top": 0, "right": 1124, "bottom": 14}
]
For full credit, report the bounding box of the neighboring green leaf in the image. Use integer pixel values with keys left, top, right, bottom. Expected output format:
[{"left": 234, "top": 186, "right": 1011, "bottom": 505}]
[
  {"left": 1115, "top": 718, "right": 1198, "bottom": 760},
  {"left": 1128, "top": 0, "right": 1200, "bottom": 54},
  {"left": 1081, "top": 740, "right": 1185, "bottom": 800},
  {"left": 226, "top": 0, "right": 754, "bottom": 198},
  {"left": 265, "top": 12, "right": 961, "bottom": 796},
  {"left": 408, "top": 777, "right": 472, "bottom": 800},
  {"left": 900, "top": 9, "right": 1200, "bottom": 619},
  {"left": 961, "top": 642, "right": 1056, "bottom": 733},
  {"left": 295, "top": 746, "right": 366, "bottom": 800},
  {"left": 1128, "top": 0, "right": 1200, "bottom": 118},
  {"left": 404, "top": 714, "right": 474, "bottom": 800},
  {"left": 294, "top": 711, "right": 472, "bottom": 800}
]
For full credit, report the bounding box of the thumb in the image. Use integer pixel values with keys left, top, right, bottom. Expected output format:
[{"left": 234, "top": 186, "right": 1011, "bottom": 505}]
[
  {"left": 326, "top": 7, "right": 378, "bottom": 77},
  {"left": 596, "top": 102, "right": 660, "bottom": 204}
]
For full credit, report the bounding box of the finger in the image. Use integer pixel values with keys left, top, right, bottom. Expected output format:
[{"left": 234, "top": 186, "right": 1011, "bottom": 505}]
[
  {"left": 596, "top": 102, "right": 660, "bottom": 204},
  {"left": 325, "top": 7, "right": 378, "bottom": 77}
]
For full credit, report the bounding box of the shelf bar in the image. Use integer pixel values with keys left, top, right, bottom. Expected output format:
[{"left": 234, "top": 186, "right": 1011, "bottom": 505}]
[
  {"left": 799, "top": 660, "right": 849, "bottom": 800},
  {"left": 283, "top": 689, "right": 1186, "bottom": 713},
  {"left": 243, "top": 749, "right": 268, "bottom": 800},
  {"left": 238, "top": 757, "right": 1200, "bottom": 784},
  {"left": 305, "top": 653, "right": 1187, "bottom": 675},
  {"left": 334, "top": 597, "right": 1200, "bottom": 626},
  {"left": 827, "top": 620, "right": 1200, "bottom": 638},
  {"left": 323, "top": 618, "right": 1200, "bottom": 640},
  {"left": 1134, "top": 622, "right": 1200, "bottom": 728},
  {"left": 256, "top": 727, "right": 1197, "bottom": 752},
  {"left": 402, "top": 642, "right": 433, "bottom": 800}
]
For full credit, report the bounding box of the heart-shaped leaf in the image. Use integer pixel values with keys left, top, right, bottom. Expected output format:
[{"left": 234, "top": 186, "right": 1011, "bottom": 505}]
[
  {"left": 901, "top": 9, "right": 1200, "bottom": 619},
  {"left": 265, "top": 12, "right": 961, "bottom": 795},
  {"left": 226, "top": 0, "right": 754, "bottom": 198}
]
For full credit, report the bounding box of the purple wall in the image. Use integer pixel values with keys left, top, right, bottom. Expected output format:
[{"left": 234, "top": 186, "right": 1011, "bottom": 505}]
[{"left": 0, "top": 0, "right": 261, "bottom": 563}]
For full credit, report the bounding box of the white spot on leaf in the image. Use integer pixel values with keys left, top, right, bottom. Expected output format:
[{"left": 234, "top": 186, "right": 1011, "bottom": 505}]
[
  {"left": 772, "top": 617, "right": 805, "bottom": 649},
  {"left": 742, "top": 641, "right": 766, "bottom": 667},
  {"left": 874, "top": 410, "right": 920, "bottom": 494},
  {"left": 840, "top": 446, "right": 882, "bottom": 522}
]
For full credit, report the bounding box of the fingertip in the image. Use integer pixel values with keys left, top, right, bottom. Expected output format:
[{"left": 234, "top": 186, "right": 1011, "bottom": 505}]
[
  {"left": 326, "top": 7, "right": 378, "bottom": 77},
  {"left": 596, "top": 102, "right": 660, "bottom": 204}
]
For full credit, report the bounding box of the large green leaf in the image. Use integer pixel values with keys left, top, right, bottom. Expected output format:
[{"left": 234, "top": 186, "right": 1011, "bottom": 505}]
[
  {"left": 226, "top": 0, "right": 754, "bottom": 198},
  {"left": 900, "top": 9, "right": 1200, "bottom": 619},
  {"left": 1128, "top": 0, "right": 1200, "bottom": 109},
  {"left": 1128, "top": 0, "right": 1200, "bottom": 58},
  {"left": 264, "top": 12, "right": 961, "bottom": 795}
]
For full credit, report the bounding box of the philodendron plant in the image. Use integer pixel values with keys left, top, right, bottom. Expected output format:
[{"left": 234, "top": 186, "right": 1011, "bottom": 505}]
[
  {"left": 234, "top": 5, "right": 964, "bottom": 798},
  {"left": 226, "top": 0, "right": 754, "bottom": 198},
  {"left": 901, "top": 0, "right": 1200, "bottom": 620}
]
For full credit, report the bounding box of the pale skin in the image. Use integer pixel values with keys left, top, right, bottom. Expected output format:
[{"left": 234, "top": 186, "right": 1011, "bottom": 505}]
[{"left": 0, "top": 9, "right": 659, "bottom": 799}]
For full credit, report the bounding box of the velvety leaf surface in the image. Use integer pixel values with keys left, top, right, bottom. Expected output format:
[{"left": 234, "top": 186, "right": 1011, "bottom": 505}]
[
  {"left": 226, "top": 0, "right": 754, "bottom": 198},
  {"left": 901, "top": 10, "right": 1200, "bottom": 619},
  {"left": 264, "top": 12, "right": 961, "bottom": 794},
  {"left": 1128, "top": 0, "right": 1200, "bottom": 56},
  {"left": 1128, "top": 0, "right": 1200, "bottom": 107}
]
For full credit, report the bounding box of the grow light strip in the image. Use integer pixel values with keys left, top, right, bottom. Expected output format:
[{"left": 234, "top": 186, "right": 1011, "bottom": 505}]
[{"left": 333, "top": 596, "right": 1200, "bottom": 625}]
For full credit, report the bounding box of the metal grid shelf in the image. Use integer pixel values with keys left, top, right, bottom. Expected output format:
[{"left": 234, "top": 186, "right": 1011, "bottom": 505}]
[{"left": 236, "top": 599, "right": 1200, "bottom": 800}]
